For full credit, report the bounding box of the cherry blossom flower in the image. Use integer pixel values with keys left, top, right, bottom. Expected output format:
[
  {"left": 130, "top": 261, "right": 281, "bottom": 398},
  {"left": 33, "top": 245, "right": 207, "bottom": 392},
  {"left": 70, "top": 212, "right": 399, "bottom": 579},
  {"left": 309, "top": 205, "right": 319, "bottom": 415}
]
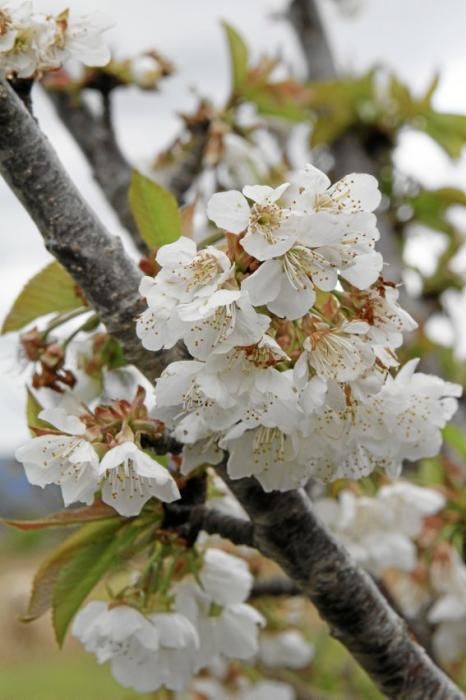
[
  {"left": 153, "top": 236, "right": 234, "bottom": 303},
  {"left": 259, "top": 630, "right": 314, "bottom": 669},
  {"left": 174, "top": 564, "right": 264, "bottom": 669},
  {"left": 207, "top": 184, "right": 307, "bottom": 260},
  {"left": 429, "top": 548, "right": 466, "bottom": 663},
  {"left": 153, "top": 360, "right": 245, "bottom": 444},
  {"left": 315, "top": 484, "right": 445, "bottom": 576},
  {"left": 199, "top": 548, "right": 253, "bottom": 606},
  {"left": 352, "top": 281, "right": 417, "bottom": 349},
  {"left": 0, "top": 4, "right": 109, "bottom": 78},
  {"left": 72, "top": 602, "right": 199, "bottom": 692},
  {"left": 296, "top": 319, "right": 375, "bottom": 383},
  {"left": 241, "top": 681, "right": 295, "bottom": 700},
  {"left": 98, "top": 441, "right": 180, "bottom": 517},
  {"left": 15, "top": 407, "right": 99, "bottom": 506}
]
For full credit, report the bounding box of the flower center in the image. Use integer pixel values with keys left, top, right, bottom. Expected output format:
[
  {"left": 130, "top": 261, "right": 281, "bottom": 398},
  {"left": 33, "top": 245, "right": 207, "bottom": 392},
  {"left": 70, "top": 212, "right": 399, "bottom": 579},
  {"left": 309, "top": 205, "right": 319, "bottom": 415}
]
[
  {"left": 282, "top": 246, "right": 327, "bottom": 290},
  {"left": 252, "top": 426, "right": 286, "bottom": 462},
  {"left": 250, "top": 202, "right": 282, "bottom": 242},
  {"left": 187, "top": 251, "right": 223, "bottom": 289}
]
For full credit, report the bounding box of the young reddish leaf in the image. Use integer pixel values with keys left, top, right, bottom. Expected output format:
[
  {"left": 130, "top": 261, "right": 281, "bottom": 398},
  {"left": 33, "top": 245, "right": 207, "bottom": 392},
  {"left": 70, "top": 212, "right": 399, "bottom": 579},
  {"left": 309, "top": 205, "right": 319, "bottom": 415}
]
[
  {"left": 4, "top": 502, "right": 119, "bottom": 531},
  {"left": 1, "top": 261, "right": 84, "bottom": 334}
]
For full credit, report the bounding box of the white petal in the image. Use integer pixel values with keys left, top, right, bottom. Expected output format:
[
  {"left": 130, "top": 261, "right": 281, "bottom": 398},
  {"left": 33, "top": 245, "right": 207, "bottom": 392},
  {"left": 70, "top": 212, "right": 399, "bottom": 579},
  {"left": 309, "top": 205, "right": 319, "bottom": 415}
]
[{"left": 207, "top": 191, "right": 250, "bottom": 233}]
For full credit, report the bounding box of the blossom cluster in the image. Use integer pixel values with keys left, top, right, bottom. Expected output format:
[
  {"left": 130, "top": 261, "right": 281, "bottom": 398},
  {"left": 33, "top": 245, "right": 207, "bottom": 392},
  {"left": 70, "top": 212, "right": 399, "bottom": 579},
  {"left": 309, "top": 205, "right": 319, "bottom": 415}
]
[
  {"left": 315, "top": 482, "right": 445, "bottom": 576},
  {"left": 135, "top": 164, "right": 461, "bottom": 490},
  {"left": 0, "top": 2, "right": 109, "bottom": 78},
  {"left": 15, "top": 392, "right": 180, "bottom": 517},
  {"left": 72, "top": 548, "right": 268, "bottom": 693},
  {"left": 14, "top": 165, "right": 462, "bottom": 506}
]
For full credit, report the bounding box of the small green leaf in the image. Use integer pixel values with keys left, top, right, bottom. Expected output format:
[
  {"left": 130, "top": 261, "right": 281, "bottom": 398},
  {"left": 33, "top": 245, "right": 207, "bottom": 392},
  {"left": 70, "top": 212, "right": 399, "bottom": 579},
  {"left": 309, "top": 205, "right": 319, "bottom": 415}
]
[
  {"left": 26, "top": 389, "right": 51, "bottom": 434},
  {"left": 52, "top": 521, "right": 141, "bottom": 646},
  {"left": 2, "top": 262, "right": 84, "bottom": 334},
  {"left": 128, "top": 171, "right": 182, "bottom": 249},
  {"left": 423, "top": 112, "right": 466, "bottom": 158},
  {"left": 443, "top": 424, "right": 466, "bottom": 461},
  {"left": 222, "top": 22, "right": 249, "bottom": 94},
  {"left": 24, "top": 519, "right": 122, "bottom": 624}
]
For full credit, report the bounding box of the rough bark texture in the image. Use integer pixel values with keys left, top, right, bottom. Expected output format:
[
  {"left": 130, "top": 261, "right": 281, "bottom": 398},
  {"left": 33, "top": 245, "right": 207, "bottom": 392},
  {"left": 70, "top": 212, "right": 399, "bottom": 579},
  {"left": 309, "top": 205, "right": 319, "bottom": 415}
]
[
  {"left": 46, "top": 89, "right": 147, "bottom": 254},
  {"left": 217, "top": 466, "right": 464, "bottom": 700},
  {"left": 0, "top": 77, "right": 464, "bottom": 699},
  {"left": 0, "top": 80, "right": 185, "bottom": 381}
]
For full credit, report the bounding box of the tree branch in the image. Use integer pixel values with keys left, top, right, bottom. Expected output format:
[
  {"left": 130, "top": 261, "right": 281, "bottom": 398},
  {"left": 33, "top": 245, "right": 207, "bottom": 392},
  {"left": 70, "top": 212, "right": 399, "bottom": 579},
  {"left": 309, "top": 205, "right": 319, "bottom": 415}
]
[
  {"left": 251, "top": 576, "right": 302, "bottom": 598},
  {"left": 45, "top": 89, "right": 148, "bottom": 255},
  {"left": 163, "top": 503, "right": 254, "bottom": 547},
  {"left": 216, "top": 464, "right": 464, "bottom": 700},
  {"left": 0, "top": 79, "right": 185, "bottom": 381},
  {"left": 0, "top": 77, "right": 463, "bottom": 699},
  {"left": 167, "top": 118, "right": 211, "bottom": 204}
]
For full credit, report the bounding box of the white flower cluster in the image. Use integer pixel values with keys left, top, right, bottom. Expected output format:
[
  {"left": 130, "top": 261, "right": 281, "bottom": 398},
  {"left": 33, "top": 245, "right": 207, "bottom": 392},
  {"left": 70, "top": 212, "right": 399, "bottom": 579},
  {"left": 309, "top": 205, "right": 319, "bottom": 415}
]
[
  {"left": 0, "top": 2, "right": 110, "bottom": 78},
  {"left": 73, "top": 548, "right": 264, "bottom": 693},
  {"left": 15, "top": 406, "right": 180, "bottom": 517},
  {"left": 428, "top": 547, "right": 466, "bottom": 663},
  {"left": 135, "top": 164, "right": 461, "bottom": 490},
  {"left": 314, "top": 482, "right": 445, "bottom": 576}
]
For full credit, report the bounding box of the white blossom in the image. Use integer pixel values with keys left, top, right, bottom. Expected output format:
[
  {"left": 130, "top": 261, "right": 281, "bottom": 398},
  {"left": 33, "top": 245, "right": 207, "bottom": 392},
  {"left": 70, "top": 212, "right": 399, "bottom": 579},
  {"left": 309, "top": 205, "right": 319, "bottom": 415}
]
[
  {"left": 0, "top": 4, "right": 109, "bottom": 78},
  {"left": 315, "top": 484, "right": 445, "bottom": 576},
  {"left": 259, "top": 630, "right": 314, "bottom": 669},
  {"left": 99, "top": 441, "right": 180, "bottom": 517},
  {"left": 72, "top": 602, "right": 199, "bottom": 693},
  {"left": 174, "top": 550, "right": 264, "bottom": 670},
  {"left": 240, "top": 681, "right": 295, "bottom": 700},
  {"left": 199, "top": 548, "right": 253, "bottom": 606},
  {"left": 154, "top": 236, "right": 234, "bottom": 303},
  {"left": 15, "top": 407, "right": 99, "bottom": 506},
  {"left": 428, "top": 548, "right": 466, "bottom": 663},
  {"left": 207, "top": 183, "right": 307, "bottom": 260},
  {"left": 296, "top": 319, "right": 375, "bottom": 383}
]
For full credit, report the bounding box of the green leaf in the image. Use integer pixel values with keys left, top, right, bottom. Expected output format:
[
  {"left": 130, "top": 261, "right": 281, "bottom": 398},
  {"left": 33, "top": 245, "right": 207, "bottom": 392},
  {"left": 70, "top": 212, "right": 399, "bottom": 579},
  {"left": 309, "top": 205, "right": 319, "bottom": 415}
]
[
  {"left": 422, "top": 112, "right": 466, "bottom": 158},
  {"left": 26, "top": 389, "right": 51, "bottom": 434},
  {"left": 24, "top": 519, "right": 122, "bottom": 624},
  {"left": 2, "top": 262, "right": 84, "bottom": 334},
  {"left": 443, "top": 424, "right": 466, "bottom": 461},
  {"left": 128, "top": 171, "right": 182, "bottom": 249},
  {"left": 222, "top": 22, "right": 249, "bottom": 94},
  {"left": 52, "top": 520, "right": 141, "bottom": 646}
]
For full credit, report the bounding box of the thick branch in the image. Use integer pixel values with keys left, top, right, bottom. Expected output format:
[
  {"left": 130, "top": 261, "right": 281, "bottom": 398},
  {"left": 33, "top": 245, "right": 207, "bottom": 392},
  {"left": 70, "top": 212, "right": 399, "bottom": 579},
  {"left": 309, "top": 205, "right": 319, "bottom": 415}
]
[
  {"left": 0, "top": 77, "right": 463, "bottom": 699},
  {"left": 0, "top": 79, "right": 185, "bottom": 381},
  {"left": 251, "top": 576, "right": 302, "bottom": 598},
  {"left": 217, "top": 465, "right": 463, "bottom": 700},
  {"left": 164, "top": 503, "right": 254, "bottom": 547},
  {"left": 45, "top": 89, "right": 147, "bottom": 255},
  {"left": 167, "top": 119, "right": 211, "bottom": 204}
]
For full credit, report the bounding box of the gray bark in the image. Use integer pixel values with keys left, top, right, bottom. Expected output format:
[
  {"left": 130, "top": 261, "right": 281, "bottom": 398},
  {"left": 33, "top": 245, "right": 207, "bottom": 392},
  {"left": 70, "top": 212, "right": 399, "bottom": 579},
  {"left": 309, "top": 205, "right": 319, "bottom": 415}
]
[
  {"left": 46, "top": 89, "right": 147, "bottom": 255},
  {"left": 0, "top": 77, "right": 463, "bottom": 699},
  {"left": 0, "top": 80, "right": 185, "bottom": 380}
]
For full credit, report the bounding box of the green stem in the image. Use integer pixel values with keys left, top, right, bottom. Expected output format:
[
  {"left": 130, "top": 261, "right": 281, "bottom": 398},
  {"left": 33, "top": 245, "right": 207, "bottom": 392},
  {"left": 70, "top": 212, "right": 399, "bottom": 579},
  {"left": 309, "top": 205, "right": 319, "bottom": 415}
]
[
  {"left": 197, "top": 230, "right": 225, "bottom": 249},
  {"left": 43, "top": 306, "right": 89, "bottom": 338}
]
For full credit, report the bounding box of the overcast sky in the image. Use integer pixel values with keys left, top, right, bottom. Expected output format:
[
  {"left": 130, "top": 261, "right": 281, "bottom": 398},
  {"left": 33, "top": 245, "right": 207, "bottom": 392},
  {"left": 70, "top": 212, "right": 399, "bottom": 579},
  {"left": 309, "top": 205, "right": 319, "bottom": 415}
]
[{"left": 1, "top": 0, "right": 466, "bottom": 453}]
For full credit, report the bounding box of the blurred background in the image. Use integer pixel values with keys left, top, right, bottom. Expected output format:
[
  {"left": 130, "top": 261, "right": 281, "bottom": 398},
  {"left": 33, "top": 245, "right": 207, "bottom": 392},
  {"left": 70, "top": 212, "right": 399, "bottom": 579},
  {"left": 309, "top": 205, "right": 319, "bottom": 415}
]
[{"left": 1, "top": 0, "right": 466, "bottom": 698}]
